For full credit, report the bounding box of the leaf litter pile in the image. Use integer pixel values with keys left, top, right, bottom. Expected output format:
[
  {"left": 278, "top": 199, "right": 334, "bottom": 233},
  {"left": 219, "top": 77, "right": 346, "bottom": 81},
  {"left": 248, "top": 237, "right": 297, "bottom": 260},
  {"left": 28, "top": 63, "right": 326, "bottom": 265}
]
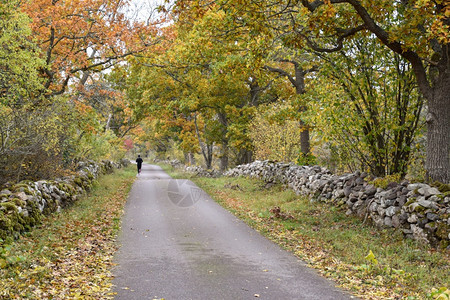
[{"left": 0, "top": 170, "right": 134, "bottom": 299}]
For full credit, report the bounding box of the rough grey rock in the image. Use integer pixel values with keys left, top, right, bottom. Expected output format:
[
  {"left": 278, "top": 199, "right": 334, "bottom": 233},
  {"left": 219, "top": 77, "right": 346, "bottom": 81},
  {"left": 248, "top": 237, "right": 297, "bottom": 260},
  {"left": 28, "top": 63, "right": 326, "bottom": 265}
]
[
  {"left": 408, "top": 214, "right": 419, "bottom": 223},
  {"left": 418, "top": 198, "right": 438, "bottom": 209},
  {"left": 372, "top": 215, "right": 384, "bottom": 227},
  {"left": 385, "top": 191, "right": 397, "bottom": 200},
  {"left": 397, "top": 195, "right": 407, "bottom": 207},
  {"left": 428, "top": 195, "right": 440, "bottom": 202},
  {"left": 392, "top": 215, "right": 401, "bottom": 228},
  {"left": 377, "top": 206, "right": 386, "bottom": 217},
  {"left": 411, "top": 224, "right": 429, "bottom": 243},
  {"left": 426, "top": 213, "right": 439, "bottom": 221},
  {"left": 384, "top": 217, "right": 393, "bottom": 227},
  {"left": 385, "top": 199, "right": 396, "bottom": 207},
  {"left": 418, "top": 187, "right": 440, "bottom": 197},
  {"left": 16, "top": 192, "right": 28, "bottom": 201},
  {"left": 386, "top": 206, "right": 400, "bottom": 217},
  {"left": 368, "top": 202, "right": 378, "bottom": 213},
  {"left": 0, "top": 189, "right": 12, "bottom": 196},
  {"left": 407, "top": 183, "right": 429, "bottom": 191},
  {"left": 364, "top": 186, "right": 377, "bottom": 196}
]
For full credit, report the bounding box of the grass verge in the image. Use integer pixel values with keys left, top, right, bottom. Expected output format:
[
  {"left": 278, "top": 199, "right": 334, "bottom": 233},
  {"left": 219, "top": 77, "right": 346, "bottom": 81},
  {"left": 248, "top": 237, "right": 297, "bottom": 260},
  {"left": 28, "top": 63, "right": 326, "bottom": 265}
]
[
  {"left": 0, "top": 166, "right": 136, "bottom": 299},
  {"left": 158, "top": 163, "right": 188, "bottom": 179},
  {"left": 159, "top": 164, "right": 449, "bottom": 300}
]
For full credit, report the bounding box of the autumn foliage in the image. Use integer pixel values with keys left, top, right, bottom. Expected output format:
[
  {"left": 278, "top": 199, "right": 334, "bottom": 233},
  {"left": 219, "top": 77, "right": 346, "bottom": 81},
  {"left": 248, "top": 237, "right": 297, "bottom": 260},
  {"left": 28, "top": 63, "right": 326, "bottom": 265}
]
[
  {"left": 0, "top": 0, "right": 159, "bottom": 185},
  {"left": 125, "top": 0, "right": 448, "bottom": 183},
  {"left": 1, "top": 0, "right": 449, "bottom": 184},
  {"left": 21, "top": 0, "right": 157, "bottom": 95}
]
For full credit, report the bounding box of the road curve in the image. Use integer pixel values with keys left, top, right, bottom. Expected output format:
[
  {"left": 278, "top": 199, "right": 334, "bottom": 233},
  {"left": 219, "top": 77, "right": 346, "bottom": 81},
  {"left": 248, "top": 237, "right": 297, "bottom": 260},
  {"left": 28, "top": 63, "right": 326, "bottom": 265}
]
[{"left": 112, "top": 164, "right": 356, "bottom": 300}]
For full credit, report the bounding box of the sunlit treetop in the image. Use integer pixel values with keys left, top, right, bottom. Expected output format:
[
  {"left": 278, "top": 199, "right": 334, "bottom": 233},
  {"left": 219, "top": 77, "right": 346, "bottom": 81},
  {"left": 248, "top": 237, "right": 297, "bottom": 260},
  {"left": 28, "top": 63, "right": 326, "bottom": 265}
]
[{"left": 20, "top": 0, "right": 161, "bottom": 95}]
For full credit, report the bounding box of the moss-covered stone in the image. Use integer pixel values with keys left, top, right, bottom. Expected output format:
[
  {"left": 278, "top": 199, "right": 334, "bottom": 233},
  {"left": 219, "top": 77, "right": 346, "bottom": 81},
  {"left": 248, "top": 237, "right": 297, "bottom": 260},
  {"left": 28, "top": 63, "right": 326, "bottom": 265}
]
[
  {"left": 25, "top": 200, "right": 42, "bottom": 223},
  {"left": 425, "top": 222, "right": 437, "bottom": 233},
  {"left": 414, "top": 205, "right": 426, "bottom": 213},
  {"left": 431, "top": 181, "right": 450, "bottom": 193},
  {"left": 0, "top": 212, "right": 13, "bottom": 240},
  {"left": 13, "top": 183, "right": 30, "bottom": 189},
  {"left": 405, "top": 198, "right": 416, "bottom": 206},
  {"left": 73, "top": 177, "right": 83, "bottom": 187},
  {"left": 439, "top": 239, "right": 449, "bottom": 249},
  {"left": 436, "top": 223, "right": 449, "bottom": 240},
  {"left": 66, "top": 184, "right": 75, "bottom": 195},
  {"left": 1, "top": 202, "right": 18, "bottom": 212},
  {"left": 43, "top": 198, "right": 55, "bottom": 214},
  {"left": 10, "top": 198, "right": 26, "bottom": 208},
  {"left": 12, "top": 183, "right": 35, "bottom": 195},
  {"left": 0, "top": 160, "right": 120, "bottom": 241},
  {"left": 0, "top": 204, "right": 25, "bottom": 239}
]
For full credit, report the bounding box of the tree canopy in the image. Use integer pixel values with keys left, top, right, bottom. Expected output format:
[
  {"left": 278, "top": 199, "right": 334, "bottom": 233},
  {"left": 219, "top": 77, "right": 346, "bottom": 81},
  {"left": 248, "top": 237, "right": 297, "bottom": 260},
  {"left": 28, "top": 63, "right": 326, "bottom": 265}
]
[
  {"left": 0, "top": 0, "right": 448, "bottom": 184},
  {"left": 156, "top": 0, "right": 448, "bottom": 182}
]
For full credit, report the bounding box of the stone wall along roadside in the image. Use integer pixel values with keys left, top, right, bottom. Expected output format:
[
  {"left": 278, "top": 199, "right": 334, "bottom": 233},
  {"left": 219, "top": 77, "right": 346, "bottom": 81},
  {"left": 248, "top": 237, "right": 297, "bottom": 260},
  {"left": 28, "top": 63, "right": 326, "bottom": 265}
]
[
  {"left": 153, "top": 158, "right": 222, "bottom": 178},
  {"left": 225, "top": 160, "right": 450, "bottom": 249},
  {"left": 0, "top": 159, "right": 129, "bottom": 241}
]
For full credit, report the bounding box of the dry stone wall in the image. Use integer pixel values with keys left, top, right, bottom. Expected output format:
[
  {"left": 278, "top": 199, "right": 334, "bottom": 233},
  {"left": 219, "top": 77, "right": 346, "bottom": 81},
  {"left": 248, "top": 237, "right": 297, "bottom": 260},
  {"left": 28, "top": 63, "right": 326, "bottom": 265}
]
[
  {"left": 0, "top": 159, "right": 129, "bottom": 240},
  {"left": 225, "top": 160, "right": 450, "bottom": 249},
  {"left": 153, "top": 159, "right": 222, "bottom": 178}
]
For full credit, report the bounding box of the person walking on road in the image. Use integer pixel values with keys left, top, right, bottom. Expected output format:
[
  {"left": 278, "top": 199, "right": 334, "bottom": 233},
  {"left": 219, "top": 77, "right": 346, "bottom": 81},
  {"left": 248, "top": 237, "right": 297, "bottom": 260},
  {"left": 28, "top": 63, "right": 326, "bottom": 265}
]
[{"left": 136, "top": 155, "right": 143, "bottom": 174}]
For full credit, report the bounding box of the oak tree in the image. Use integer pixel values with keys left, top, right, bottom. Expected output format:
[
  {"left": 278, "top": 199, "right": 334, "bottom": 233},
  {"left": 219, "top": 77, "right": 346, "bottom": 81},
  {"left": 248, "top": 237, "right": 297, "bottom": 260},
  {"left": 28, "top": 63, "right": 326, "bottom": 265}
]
[
  {"left": 20, "top": 0, "right": 159, "bottom": 96},
  {"left": 176, "top": 0, "right": 449, "bottom": 182}
]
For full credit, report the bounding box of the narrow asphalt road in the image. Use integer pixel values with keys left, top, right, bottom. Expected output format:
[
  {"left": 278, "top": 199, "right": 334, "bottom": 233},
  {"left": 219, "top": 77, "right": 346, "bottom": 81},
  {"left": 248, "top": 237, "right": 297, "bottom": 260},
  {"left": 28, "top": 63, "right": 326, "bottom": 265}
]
[{"left": 112, "top": 164, "right": 356, "bottom": 300}]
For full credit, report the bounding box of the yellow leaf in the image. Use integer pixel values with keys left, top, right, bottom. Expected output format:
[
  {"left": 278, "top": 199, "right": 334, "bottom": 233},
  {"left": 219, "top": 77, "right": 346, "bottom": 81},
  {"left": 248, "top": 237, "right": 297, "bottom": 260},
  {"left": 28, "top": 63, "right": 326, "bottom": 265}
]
[{"left": 365, "top": 250, "right": 378, "bottom": 265}]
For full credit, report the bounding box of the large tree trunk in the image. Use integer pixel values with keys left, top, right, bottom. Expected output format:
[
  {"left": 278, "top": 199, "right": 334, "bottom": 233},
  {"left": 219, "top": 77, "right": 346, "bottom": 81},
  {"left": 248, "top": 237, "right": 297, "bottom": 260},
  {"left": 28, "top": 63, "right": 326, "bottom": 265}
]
[
  {"left": 295, "top": 66, "right": 310, "bottom": 156},
  {"left": 299, "top": 118, "right": 310, "bottom": 156},
  {"left": 220, "top": 142, "right": 229, "bottom": 172},
  {"left": 265, "top": 61, "right": 312, "bottom": 156},
  {"left": 237, "top": 148, "right": 253, "bottom": 165},
  {"left": 426, "top": 73, "right": 450, "bottom": 183},
  {"left": 294, "top": 0, "right": 448, "bottom": 181},
  {"left": 218, "top": 112, "right": 229, "bottom": 171},
  {"left": 194, "top": 114, "right": 213, "bottom": 169},
  {"left": 205, "top": 144, "right": 213, "bottom": 169}
]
